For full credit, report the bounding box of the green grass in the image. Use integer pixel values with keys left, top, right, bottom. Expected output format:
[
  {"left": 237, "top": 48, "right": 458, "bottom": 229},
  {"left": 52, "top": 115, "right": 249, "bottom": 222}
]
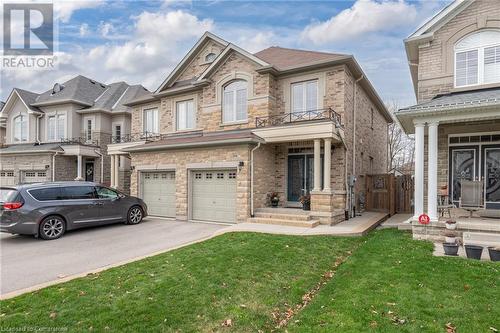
[{"left": 1, "top": 230, "right": 499, "bottom": 333}]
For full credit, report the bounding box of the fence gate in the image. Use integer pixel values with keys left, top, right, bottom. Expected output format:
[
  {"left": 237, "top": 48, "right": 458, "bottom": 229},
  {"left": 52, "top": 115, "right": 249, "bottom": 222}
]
[
  {"left": 366, "top": 174, "right": 395, "bottom": 215},
  {"left": 395, "top": 175, "right": 413, "bottom": 214}
]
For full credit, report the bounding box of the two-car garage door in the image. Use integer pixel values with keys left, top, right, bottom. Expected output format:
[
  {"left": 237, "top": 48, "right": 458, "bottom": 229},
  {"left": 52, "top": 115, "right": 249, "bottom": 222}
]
[
  {"left": 141, "top": 172, "right": 176, "bottom": 218},
  {"left": 191, "top": 170, "right": 237, "bottom": 223}
]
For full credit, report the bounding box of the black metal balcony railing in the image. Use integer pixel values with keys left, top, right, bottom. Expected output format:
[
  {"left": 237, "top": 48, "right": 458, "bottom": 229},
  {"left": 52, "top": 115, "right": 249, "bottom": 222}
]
[
  {"left": 255, "top": 108, "right": 343, "bottom": 129},
  {"left": 111, "top": 131, "right": 163, "bottom": 144},
  {"left": 60, "top": 137, "right": 99, "bottom": 146}
]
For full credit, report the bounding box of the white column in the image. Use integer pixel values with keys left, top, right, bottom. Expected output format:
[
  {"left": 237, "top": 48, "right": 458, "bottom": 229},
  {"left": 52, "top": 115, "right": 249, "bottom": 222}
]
[
  {"left": 427, "top": 121, "right": 439, "bottom": 221},
  {"left": 110, "top": 155, "right": 115, "bottom": 187},
  {"left": 414, "top": 122, "right": 425, "bottom": 219},
  {"left": 323, "top": 138, "right": 332, "bottom": 192},
  {"left": 76, "top": 155, "right": 83, "bottom": 181},
  {"left": 313, "top": 139, "right": 322, "bottom": 191},
  {"left": 114, "top": 154, "right": 119, "bottom": 189}
]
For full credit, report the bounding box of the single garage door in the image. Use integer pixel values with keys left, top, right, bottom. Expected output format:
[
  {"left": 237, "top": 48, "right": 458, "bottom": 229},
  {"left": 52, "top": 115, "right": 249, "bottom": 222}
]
[
  {"left": 22, "top": 171, "right": 48, "bottom": 183},
  {"left": 141, "top": 171, "right": 176, "bottom": 217},
  {"left": 0, "top": 171, "right": 16, "bottom": 186},
  {"left": 191, "top": 170, "right": 237, "bottom": 223}
]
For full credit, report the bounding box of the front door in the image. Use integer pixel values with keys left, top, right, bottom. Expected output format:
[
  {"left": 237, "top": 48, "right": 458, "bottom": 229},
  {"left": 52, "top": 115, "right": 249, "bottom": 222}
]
[
  {"left": 287, "top": 154, "right": 322, "bottom": 202},
  {"left": 85, "top": 162, "right": 94, "bottom": 182},
  {"left": 483, "top": 146, "right": 500, "bottom": 209}
]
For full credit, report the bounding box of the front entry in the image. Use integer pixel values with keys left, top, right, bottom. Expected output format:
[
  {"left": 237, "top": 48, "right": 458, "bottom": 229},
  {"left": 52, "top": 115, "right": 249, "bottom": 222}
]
[
  {"left": 287, "top": 154, "right": 322, "bottom": 202},
  {"left": 85, "top": 162, "right": 94, "bottom": 182}
]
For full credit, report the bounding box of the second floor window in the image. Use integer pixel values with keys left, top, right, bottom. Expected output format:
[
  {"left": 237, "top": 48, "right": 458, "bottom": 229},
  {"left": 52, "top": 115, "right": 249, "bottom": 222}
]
[
  {"left": 85, "top": 119, "right": 93, "bottom": 142},
  {"left": 455, "top": 29, "right": 500, "bottom": 87},
  {"left": 291, "top": 80, "right": 318, "bottom": 113},
  {"left": 13, "top": 114, "right": 28, "bottom": 142},
  {"left": 48, "top": 114, "right": 65, "bottom": 141},
  {"left": 114, "top": 124, "right": 121, "bottom": 142},
  {"left": 223, "top": 80, "right": 247, "bottom": 123},
  {"left": 176, "top": 99, "right": 195, "bottom": 131},
  {"left": 143, "top": 108, "right": 158, "bottom": 134}
]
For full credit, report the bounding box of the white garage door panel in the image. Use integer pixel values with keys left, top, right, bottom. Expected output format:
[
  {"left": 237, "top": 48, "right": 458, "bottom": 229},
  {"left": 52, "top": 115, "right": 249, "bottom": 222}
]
[
  {"left": 23, "top": 171, "right": 48, "bottom": 184},
  {"left": 142, "top": 172, "right": 176, "bottom": 218},
  {"left": 0, "top": 171, "right": 16, "bottom": 186},
  {"left": 192, "top": 170, "right": 237, "bottom": 223}
]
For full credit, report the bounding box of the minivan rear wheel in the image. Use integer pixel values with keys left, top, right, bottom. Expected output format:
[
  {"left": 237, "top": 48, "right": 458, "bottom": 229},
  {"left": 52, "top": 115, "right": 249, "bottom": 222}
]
[
  {"left": 39, "top": 215, "right": 66, "bottom": 240},
  {"left": 127, "top": 206, "right": 143, "bottom": 225}
]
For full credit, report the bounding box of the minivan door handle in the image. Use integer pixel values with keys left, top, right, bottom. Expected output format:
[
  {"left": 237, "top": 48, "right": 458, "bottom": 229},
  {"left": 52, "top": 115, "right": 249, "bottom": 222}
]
[{"left": 94, "top": 202, "right": 104, "bottom": 206}]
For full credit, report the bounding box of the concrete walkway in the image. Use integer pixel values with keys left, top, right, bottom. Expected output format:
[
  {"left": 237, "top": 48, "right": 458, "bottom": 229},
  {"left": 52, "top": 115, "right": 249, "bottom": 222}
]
[
  {"left": 216, "top": 211, "right": 388, "bottom": 237},
  {"left": 378, "top": 213, "right": 412, "bottom": 230}
]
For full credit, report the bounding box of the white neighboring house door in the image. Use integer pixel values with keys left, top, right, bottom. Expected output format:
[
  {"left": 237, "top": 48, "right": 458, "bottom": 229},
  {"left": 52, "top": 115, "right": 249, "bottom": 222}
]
[
  {"left": 191, "top": 170, "right": 237, "bottom": 223},
  {"left": 22, "top": 170, "right": 48, "bottom": 183},
  {"left": 0, "top": 171, "right": 16, "bottom": 186},
  {"left": 141, "top": 171, "right": 176, "bottom": 217}
]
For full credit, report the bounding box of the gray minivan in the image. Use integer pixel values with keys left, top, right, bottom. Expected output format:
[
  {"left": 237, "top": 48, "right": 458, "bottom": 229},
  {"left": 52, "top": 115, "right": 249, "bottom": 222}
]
[{"left": 0, "top": 182, "right": 148, "bottom": 240}]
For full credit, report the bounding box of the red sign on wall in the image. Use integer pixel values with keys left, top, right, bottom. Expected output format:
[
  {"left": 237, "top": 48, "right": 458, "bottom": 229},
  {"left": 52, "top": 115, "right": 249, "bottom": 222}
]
[{"left": 419, "top": 214, "right": 430, "bottom": 225}]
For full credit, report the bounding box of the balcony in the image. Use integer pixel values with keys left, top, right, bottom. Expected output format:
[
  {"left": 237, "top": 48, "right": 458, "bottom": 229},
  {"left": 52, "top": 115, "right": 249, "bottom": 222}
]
[
  {"left": 60, "top": 137, "right": 99, "bottom": 146},
  {"left": 111, "top": 132, "right": 163, "bottom": 144},
  {"left": 255, "top": 108, "right": 343, "bottom": 129}
]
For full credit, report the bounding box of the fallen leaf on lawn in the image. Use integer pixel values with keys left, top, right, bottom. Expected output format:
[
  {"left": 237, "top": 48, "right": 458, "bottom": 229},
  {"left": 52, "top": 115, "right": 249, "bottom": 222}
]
[
  {"left": 387, "top": 311, "right": 394, "bottom": 315},
  {"left": 49, "top": 312, "right": 57, "bottom": 319},
  {"left": 222, "top": 319, "right": 232, "bottom": 327},
  {"left": 371, "top": 310, "right": 378, "bottom": 314},
  {"left": 78, "top": 291, "right": 86, "bottom": 296},
  {"left": 490, "top": 327, "right": 498, "bottom": 332},
  {"left": 445, "top": 322, "right": 456, "bottom": 333},
  {"left": 464, "top": 284, "right": 470, "bottom": 291},
  {"left": 387, "top": 302, "right": 396, "bottom": 306},
  {"left": 239, "top": 304, "right": 246, "bottom": 308},
  {"left": 370, "top": 321, "right": 378, "bottom": 328}
]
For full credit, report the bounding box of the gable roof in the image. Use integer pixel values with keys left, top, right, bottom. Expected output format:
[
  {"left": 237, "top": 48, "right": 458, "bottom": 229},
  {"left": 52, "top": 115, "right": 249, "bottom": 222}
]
[
  {"left": 404, "top": 0, "right": 474, "bottom": 95},
  {"left": 254, "top": 46, "right": 348, "bottom": 71},
  {"left": 155, "top": 32, "right": 229, "bottom": 94},
  {"left": 0, "top": 101, "right": 4, "bottom": 112}
]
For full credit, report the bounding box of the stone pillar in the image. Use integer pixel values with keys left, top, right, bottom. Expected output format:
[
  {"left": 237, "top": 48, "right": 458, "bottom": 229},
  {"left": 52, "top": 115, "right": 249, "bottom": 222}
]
[
  {"left": 75, "top": 155, "right": 83, "bottom": 181},
  {"left": 414, "top": 122, "right": 425, "bottom": 220},
  {"left": 110, "top": 155, "right": 115, "bottom": 187},
  {"left": 113, "top": 155, "right": 119, "bottom": 189},
  {"left": 427, "top": 121, "right": 439, "bottom": 221},
  {"left": 323, "top": 138, "right": 332, "bottom": 192},
  {"left": 313, "top": 139, "right": 321, "bottom": 191}
]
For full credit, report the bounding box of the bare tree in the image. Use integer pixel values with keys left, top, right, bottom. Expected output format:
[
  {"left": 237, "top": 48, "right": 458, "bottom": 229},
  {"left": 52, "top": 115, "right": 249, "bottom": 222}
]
[{"left": 387, "top": 102, "right": 415, "bottom": 174}]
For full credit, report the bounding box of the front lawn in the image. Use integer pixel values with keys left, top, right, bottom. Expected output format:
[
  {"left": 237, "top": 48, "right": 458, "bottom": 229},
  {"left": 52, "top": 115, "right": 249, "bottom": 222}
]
[{"left": 1, "top": 230, "right": 498, "bottom": 332}]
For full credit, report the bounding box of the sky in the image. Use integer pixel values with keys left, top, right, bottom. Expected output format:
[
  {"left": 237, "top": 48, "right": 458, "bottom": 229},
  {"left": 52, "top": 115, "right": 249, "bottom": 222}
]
[{"left": 0, "top": 0, "right": 451, "bottom": 107}]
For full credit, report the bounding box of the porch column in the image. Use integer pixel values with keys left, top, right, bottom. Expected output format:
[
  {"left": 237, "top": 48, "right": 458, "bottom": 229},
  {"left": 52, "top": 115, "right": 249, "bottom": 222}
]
[
  {"left": 110, "top": 155, "right": 115, "bottom": 187},
  {"left": 414, "top": 121, "right": 425, "bottom": 220},
  {"left": 313, "top": 139, "right": 322, "bottom": 191},
  {"left": 323, "top": 138, "right": 332, "bottom": 192},
  {"left": 75, "top": 155, "right": 83, "bottom": 181},
  {"left": 113, "top": 155, "right": 119, "bottom": 189},
  {"left": 427, "top": 121, "right": 439, "bottom": 221}
]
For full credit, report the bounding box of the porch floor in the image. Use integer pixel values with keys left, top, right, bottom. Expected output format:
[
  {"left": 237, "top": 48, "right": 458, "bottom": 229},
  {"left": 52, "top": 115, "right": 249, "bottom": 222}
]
[{"left": 223, "top": 211, "right": 388, "bottom": 237}]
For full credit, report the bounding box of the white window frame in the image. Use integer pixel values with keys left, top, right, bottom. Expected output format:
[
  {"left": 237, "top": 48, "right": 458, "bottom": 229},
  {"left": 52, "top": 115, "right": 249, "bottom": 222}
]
[
  {"left": 454, "top": 30, "right": 500, "bottom": 88},
  {"left": 84, "top": 117, "right": 93, "bottom": 142},
  {"left": 142, "top": 107, "right": 159, "bottom": 134},
  {"left": 46, "top": 111, "right": 67, "bottom": 142},
  {"left": 176, "top": 99, "right": 195, "bottom": 131},
  {"left": 291, "top": 79, "right": 319, "bottom": 113},
  {"left": 112, "top": 122, "right": 123, "bottom": 143},
  {"left": 13, "top": 113, "right": 28, "bottom": 142},
  {"left": 222, "top": 80, "right": 247, "bottom": 124}
]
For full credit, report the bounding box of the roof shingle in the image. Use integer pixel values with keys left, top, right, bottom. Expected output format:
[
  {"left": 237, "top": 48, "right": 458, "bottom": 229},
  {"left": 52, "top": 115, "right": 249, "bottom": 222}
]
[{"left": 254, "top": 46, "right": 348, "bottom": 70}]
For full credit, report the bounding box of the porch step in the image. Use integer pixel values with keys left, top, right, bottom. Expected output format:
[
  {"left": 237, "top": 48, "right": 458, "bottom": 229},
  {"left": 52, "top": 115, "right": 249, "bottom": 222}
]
[
  {"left": 248, "top": 217, "right": 320, "bottom": 228},
  {"left": 256, "top": 207, "right": 310, "bottom": 215},
  {"left": 463, "top": 232, "right": 500, "bottom": 248},
  {"left": 254, "top": 212, "right": 312, "bottom": 221}
]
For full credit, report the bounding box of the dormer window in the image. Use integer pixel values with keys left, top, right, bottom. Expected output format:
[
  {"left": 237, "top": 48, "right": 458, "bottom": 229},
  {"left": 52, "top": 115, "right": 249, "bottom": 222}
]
[
  {"left": 13, "top": 114, "right": 28, "bottom": 142},
  {"left": 205, "top": 53, "right": 216, "bottom": 63},
  {"left": 455, "top": 30, "right": 500, "bottom": 87}
]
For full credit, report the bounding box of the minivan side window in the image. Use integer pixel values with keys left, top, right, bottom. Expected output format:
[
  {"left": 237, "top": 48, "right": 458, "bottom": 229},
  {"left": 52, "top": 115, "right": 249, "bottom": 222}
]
[
  {"left": 96, "top": 187, "right": 118, "bottom": 199},
  {"left": 29, "top": 188, "right": 62, "bottom": 201},
  {"left": 62, "top": 186, "right": 96, "bottom": 200}
]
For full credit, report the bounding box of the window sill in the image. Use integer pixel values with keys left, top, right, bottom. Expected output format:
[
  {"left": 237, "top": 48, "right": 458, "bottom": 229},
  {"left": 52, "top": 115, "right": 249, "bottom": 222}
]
[
  {"left": 174, "top": 128, "right": 203, "bottom": 133},
  {"left": 452, "top": 82, "right": 500, "bottom": 93},
  {"left": 220, "top": 120, "right": 248, "bottom": 127}
]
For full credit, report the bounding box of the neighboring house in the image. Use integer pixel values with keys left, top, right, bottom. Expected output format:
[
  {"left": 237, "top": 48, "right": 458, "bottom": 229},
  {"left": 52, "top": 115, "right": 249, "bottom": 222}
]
[
  {"left": 109, "top": 32, "right": 391, "bottom": 225},
  {"left": 395, "top": 0, "right": 500, "bottom": 225},
  {"left": 0, "top": 75, "right": 149, "bottom": 191}
]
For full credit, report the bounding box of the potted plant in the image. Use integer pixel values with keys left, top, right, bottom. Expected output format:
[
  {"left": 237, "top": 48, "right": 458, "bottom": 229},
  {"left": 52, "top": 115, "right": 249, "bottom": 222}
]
[
  {"left": 488, "top": 246, "right": 500, "bottom": 262},
  {"left": 464, "top": 244, "right": 483, "bottom": 260},
  {"left": 299, "top": 193, "right": 311, "bottom": 211},
  {"left": 444, "top": 232, "right": 457, "bottom": 244},
  {"left": 443, "top": 242, "right": 459, "bottom": 256},
  {"left": 445, "top": 219, "right": 457, "bottom": 230},
  {"left": 269, "top": 192, "right": 280, "bottom": 208}
]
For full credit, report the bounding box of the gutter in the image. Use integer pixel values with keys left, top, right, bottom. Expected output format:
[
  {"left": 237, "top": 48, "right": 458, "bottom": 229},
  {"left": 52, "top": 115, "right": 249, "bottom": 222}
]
[
  {"left": 124, "top": 137, "right": 264, "bottom": 153},
  {"left": 250, "top": 142, "right": 262, "bottom": 217},
  {"left": 351, "top": 74, "right": 363, "bottom": 218}
]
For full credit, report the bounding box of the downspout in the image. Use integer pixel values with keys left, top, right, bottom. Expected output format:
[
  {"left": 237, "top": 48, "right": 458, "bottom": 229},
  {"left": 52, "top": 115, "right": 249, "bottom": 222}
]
[
  {"left": 351, "top": 74, "right": 363, "bottom": 217},
  {"left": 250, "top": 142, "right": 262, "bottom": 217},
  {"left": 94, "top": 149, "right": 104, "bottom": 184},
  {"left": 36, "top": 114, "right": 43, "bottom": 144},
  {"left": 52, "top": 151, "right": 61, "bottom": 181}
]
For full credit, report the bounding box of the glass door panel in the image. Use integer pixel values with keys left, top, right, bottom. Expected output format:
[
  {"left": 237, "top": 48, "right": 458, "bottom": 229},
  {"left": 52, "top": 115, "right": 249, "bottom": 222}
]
[
  {"left": 451, "top": 148, "right": 477, "bottom": 202},
  {"left": 484, "top": 147, "right": 500, "bottom": 208},
  {"left": 287, "top": 156, "right": 305, "bottom": 202}
]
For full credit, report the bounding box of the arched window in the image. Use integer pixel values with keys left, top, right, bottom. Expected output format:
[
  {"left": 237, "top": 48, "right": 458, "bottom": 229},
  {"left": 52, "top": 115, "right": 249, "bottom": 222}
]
[
  {"left": 223, "top": 80, "right": 247, "bottom": 123},
  {"left": 13, "top": 114, "right": 28, "bottom": 142},
  {"left": 455, "top": 30, "right": 500, "bottom": 87},
  {"left": 205, "top": 53, "right": 216, "bottom": 63}
]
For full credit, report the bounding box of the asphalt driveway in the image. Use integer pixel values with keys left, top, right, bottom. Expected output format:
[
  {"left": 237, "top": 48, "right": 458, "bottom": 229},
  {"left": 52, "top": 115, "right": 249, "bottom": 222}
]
[{"left": 0, "top": 218, "right": 227, "bottom": 297}]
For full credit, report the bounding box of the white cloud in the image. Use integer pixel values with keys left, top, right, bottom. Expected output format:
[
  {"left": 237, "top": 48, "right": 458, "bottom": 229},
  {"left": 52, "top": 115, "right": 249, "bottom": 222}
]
[
  {"left": 235, "top": 31, "right": 275, "bottom": 53},
  {"left": 99, "top": 22, "right": 115, "bottom": 38},
  {"left": 54, "top": 0, "right": 105, "bottom": 23},
  {"left": 301, "top": 0, "right": 418, "bottom": 45},
  {"left": 79, "top": 23, "right": 89, "bottom": 36}
]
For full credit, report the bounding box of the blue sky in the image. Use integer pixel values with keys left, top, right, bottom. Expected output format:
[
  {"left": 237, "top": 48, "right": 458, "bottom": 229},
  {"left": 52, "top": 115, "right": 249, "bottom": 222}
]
[{"left": 1, "top": 0, "right": 451, "bottom": 107}]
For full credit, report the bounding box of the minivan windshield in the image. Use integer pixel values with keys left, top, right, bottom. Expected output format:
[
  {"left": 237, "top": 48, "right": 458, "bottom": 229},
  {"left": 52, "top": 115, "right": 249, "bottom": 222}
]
[{"left": 0, "top": 188, "right": 19, "bottom": 203}]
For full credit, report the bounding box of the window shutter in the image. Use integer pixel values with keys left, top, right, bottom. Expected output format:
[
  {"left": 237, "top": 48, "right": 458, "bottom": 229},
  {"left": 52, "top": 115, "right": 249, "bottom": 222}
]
[
  {"left": 306, "top": 81, "right": 318, "bottom": 111},
  {"left": 456, "top": 50, "right": 478, "bottom": 86},
  {"left": 292, "top": 83, "right": 303, "bottom": 113}
]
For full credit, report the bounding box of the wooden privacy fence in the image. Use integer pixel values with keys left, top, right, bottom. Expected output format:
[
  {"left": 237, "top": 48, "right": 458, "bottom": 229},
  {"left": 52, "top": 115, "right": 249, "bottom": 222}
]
[{"left": 366, "top": 174, "right": 414, "bottom": 215}]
